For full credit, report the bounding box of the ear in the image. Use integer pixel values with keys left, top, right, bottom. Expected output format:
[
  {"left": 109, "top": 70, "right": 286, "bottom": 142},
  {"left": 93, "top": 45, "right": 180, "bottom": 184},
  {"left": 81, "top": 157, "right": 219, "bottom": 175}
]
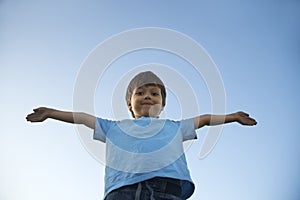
[{"left": 127, "top": 102, "right": 132, "bottom": 109}]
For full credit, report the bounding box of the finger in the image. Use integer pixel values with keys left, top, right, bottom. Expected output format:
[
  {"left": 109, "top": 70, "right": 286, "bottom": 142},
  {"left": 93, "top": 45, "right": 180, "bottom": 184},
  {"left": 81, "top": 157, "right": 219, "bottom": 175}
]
[
  {"left": 26, "top": 113, "right": 36, "bottom": 118},
  {"left": 26, "top": 113, "right": 38, "bottom": 121},
  {"left": 27, "top": 117, "right": 36, "bottom": 122},
  {"left": 241, "top": 112, "right": 249, "bottom": 117},
  {"left": 26, "top": 115, "right": 34, "bottom": 121},
  {"left": 27, "top": 116, "right": 42, "bottom": 122},
  {"left": 248, "top": 116, "right": 256, "bottom": 122},
  {"left": 26, "top": 115, "right": 32, "bottom": 120},
  {"left": 252, "top": 118, "right": 258, "bottom": 125},
  {"left": 248, "top": 118, "right": 257, "bottom": 125}
]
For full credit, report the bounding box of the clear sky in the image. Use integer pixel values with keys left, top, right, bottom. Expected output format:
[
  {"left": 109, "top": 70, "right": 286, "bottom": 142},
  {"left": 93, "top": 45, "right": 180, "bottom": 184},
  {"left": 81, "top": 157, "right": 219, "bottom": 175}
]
[{"left": 1, "top": 0, "right": 300, "bottom": 200}]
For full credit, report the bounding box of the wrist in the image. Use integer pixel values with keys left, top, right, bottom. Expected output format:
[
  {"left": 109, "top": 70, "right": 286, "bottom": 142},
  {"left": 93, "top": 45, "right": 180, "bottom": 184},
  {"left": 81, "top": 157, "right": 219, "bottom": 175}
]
[
  {"left": 46, "top": 108, "right": 56, "bottom": 119},
  {"left": 226, "top": 113, "right": 238, "bottom": 123}
]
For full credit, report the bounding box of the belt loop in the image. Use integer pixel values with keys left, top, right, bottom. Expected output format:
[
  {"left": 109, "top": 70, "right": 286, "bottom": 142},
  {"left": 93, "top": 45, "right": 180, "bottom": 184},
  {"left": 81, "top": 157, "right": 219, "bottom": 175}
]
[{"left": 135, "top": 182, "right": 142, "bottom": 200}]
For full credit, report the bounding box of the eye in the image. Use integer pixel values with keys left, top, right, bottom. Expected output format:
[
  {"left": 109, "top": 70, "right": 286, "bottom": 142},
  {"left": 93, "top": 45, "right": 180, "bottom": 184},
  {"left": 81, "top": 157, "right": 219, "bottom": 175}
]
[
  {"left": 152, "top": 92, "right": 159, "bottom": 96},
  {"left": 135, "top": 91, "right": 144, "bottom": 96}
]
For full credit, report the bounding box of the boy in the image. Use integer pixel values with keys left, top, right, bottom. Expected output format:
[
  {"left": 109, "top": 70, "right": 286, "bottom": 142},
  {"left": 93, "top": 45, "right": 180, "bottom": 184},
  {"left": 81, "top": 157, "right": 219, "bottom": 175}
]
[{"left": 26, "top": 71, "right": 257, "bottom": 200}]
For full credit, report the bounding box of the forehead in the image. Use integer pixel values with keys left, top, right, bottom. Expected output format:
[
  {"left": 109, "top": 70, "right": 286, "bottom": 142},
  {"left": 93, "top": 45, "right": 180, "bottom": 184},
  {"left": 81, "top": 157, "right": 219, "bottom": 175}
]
[{"left": 134, "top": 84, "right": 161, "bottom": 91}]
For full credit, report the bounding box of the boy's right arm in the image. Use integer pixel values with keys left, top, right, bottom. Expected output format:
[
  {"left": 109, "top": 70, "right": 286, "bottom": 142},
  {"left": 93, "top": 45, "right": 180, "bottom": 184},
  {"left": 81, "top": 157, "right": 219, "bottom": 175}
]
[{"left": 26, "top": 107, "right": 96, "bottom": 129}]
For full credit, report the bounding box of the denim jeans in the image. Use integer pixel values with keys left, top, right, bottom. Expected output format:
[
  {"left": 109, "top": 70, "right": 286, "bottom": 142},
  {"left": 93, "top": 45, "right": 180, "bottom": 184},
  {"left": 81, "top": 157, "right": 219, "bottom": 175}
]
[{"left": 104, "top": 177, "right": 182, "bottom": 200}]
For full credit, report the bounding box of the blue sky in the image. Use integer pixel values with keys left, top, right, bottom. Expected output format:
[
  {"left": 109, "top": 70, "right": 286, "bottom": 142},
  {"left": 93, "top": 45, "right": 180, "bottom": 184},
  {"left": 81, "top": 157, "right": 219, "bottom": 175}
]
[{"left": 1, "top": 1, "right": 300, "bottom": 200}]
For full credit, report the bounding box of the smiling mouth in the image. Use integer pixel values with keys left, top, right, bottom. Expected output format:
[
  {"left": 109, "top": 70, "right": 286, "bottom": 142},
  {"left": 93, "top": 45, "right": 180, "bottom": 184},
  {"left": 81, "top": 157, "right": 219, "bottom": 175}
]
[{"left": 141, "top": 102, "right": 154, "bottom": 105}]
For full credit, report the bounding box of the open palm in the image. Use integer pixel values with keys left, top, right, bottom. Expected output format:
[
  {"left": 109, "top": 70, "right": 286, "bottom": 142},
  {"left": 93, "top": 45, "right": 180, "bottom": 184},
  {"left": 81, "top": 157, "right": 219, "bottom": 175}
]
[
  {"left": 236, "top": 111, "right": 257, "bottom": 126},
  {"left": 26, "top": 107, "right": 49, "bottom": 122}
]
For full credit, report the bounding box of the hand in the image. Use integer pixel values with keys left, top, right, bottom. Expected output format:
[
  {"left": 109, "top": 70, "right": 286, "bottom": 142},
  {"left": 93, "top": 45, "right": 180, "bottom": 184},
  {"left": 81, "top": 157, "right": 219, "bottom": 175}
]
[
  {"left": 234, "top": 111, "right": 257, "bottom": 126},
  {"left": 26, "top": 107, "right": 51, "bottom": 122}
]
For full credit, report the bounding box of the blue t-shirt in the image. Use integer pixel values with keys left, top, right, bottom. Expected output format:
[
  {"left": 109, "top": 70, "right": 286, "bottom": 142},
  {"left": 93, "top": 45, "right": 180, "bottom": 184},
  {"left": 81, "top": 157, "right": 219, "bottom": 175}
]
[{"left": 94, "top": 116, "right": 197, "bottom": 199}]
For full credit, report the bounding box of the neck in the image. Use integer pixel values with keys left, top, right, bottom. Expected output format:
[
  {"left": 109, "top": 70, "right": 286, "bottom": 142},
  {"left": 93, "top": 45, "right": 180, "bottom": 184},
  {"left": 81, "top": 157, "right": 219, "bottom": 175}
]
[{"left": 135, "top": 115, "right": 159, "bottom": 119}]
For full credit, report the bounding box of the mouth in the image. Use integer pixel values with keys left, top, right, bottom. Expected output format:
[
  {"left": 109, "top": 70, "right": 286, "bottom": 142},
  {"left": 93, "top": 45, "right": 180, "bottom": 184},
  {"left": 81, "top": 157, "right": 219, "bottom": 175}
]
[{"left": 141, "top": 102, "right": 154, "bottom": 105}]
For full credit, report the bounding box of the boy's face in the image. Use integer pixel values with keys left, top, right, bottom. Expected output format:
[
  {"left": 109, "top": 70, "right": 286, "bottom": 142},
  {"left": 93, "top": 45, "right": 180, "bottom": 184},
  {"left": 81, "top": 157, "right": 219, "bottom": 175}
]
[{"left": 128, "top": 85, "right": 163, "bottom": 119}]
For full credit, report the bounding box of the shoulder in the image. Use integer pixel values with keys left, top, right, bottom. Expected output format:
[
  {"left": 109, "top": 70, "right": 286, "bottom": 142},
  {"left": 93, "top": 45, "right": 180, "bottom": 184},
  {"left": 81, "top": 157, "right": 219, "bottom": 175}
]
[
  {"left": 96, "top": 117, "right": 118, "bottom": 124},
  {"left": 164, "top": 118, "right": 194, "bottom": 126},
  {"left": 164, "top": 118, "right": 196, "bottom": 141},
  {"left": 95, "top": 117, "right": 119, "bottom": 131}
]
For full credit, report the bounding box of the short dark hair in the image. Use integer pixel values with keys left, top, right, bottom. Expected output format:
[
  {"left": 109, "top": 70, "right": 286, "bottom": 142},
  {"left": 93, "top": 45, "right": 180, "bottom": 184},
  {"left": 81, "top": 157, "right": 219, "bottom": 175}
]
[{"left": 126, "top": 71, "right": 166, "bottom": 118}]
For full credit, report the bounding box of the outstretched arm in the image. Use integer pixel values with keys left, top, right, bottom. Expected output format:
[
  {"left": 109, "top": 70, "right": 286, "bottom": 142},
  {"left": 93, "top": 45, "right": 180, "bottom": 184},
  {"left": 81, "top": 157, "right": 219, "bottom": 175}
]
[
  {"left": 193, "top": 111, "right": 257, "bottom": 129},
  {"left": 26, "top": 107, "right": 96, "bottom": 129}
]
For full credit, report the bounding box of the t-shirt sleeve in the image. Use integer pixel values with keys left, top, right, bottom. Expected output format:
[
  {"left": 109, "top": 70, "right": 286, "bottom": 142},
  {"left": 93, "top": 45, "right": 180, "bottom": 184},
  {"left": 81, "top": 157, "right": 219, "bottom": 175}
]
[
  {"left": 180, "top": 118, "right": 197, "bottom": 141},
  {"left": 93, "top": 118, "right": 116, "bottom": 143}
]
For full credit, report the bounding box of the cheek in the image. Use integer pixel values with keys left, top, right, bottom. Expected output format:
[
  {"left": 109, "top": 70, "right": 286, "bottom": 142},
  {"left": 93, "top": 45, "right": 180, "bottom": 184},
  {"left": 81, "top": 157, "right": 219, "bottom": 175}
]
[
  {"left": 156, "top": 97, "right": 163, "bottom": 104},
  {"left": 131, "top": 100, "right": 141, "bottom": 109}
]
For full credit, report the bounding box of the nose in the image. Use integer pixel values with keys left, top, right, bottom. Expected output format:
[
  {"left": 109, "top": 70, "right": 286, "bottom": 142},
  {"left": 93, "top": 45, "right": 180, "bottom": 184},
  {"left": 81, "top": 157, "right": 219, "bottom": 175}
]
[{"left": 144, "top": 91, "right": 151, "bottom": 99}]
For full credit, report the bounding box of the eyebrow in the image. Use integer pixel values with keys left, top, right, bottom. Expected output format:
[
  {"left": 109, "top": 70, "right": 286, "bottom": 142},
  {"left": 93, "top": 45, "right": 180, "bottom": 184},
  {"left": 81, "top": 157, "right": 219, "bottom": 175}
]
[{"left": 136, "top": 86, "right": 161, "bottom": 91}]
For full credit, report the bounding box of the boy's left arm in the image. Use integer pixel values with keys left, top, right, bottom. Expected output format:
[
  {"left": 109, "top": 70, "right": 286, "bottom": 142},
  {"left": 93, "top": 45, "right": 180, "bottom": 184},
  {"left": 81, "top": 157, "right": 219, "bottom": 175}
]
[{"left": 193, "top": 111, "right": 257, "bottom": 129}]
